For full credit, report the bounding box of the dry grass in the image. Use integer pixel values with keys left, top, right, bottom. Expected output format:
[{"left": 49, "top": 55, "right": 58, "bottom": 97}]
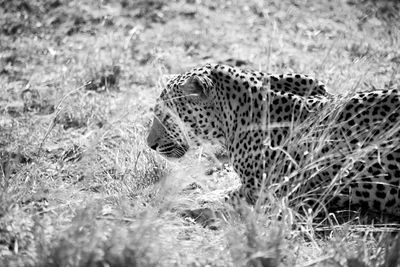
[{"left": 1, "top": 0, "right": 400, "bottom": 266}]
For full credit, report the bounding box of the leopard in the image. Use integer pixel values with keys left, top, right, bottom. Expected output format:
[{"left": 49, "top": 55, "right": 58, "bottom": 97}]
[{"left": 147, "top": 63, "right": 400, "bottom": 216}]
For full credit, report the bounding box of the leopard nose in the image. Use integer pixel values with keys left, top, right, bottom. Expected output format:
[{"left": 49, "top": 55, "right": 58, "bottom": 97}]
[{"left": 150, "top": 143, "right": 159, "bottom": 150}]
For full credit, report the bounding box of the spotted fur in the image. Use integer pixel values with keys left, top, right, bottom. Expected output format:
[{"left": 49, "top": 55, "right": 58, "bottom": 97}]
[{"left": 147, "top": 64, "right": 400, "bottom": 216}]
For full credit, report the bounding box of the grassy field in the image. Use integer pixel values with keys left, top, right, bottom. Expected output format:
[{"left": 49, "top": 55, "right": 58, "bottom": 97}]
[{"left": 1, "top": 0, "right": 400, "bottom": 266}]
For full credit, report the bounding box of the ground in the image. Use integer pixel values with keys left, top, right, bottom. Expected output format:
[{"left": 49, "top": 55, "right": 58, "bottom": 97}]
[{"left": 1, "top": 0, "right": 400, "bottom": 266}]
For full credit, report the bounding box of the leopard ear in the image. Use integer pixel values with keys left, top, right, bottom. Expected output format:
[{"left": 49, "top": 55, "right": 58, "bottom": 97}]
[{"left": 181, "top": 75, "right": 212, "bottom": 100}]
